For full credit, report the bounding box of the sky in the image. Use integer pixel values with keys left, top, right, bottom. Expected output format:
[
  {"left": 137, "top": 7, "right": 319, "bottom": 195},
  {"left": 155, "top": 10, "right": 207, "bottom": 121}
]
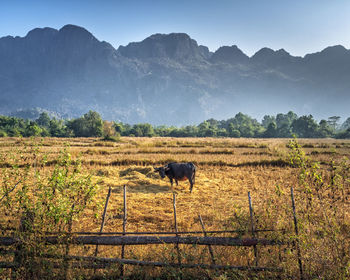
[{"left": 1, "top": 0, "right": 350, "bottom": 56}]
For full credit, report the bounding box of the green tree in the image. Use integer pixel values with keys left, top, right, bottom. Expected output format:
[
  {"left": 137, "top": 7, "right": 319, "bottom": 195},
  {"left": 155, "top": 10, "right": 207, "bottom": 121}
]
[
  {"left": 318, "top": 120, "right": 334, "bottom": 138},
  {"left": 0, "top": 129, "right": 7, "bottom": 137},
  {"left": 275, "top": 111, "right": 297, "bottom": 137},
  {"left": 291, "top": 115, "right": 319, "bottom": 138},
  {"left": 327, "top": 116, "right": 341, "bottom": 130},
  {"left": 262, "top": 115, "right": 276, "bottom": 128},
  {"left": 263, "top": 122, "right": 277, "bottom": 138},
  {"left": 183, "top": 125, "right": 199, "bottom": 137},
  {"left": 0, "top": 116, "right": 26, "bottom": 136},
  {"left": 216, "top": 128, "right": 228, "bottom": 137},
  {"left": 154, "top": 125, "right": 170, "bottom": 136},
  {"left": 114, "top": 122, "right": 125, "bottom": 135},
  {"left": 225, "top": 112, "right": 262, "bottom": 137},
  {"left": 40, "top": 127, "right": 51, "bottom": 137},
  {"left": 83, "top": 111, "right": 103, "bottom": 137},
  {"left": 49, "top": 118, "right": 67, "bottom": 137},
  {"left": 24, "top": 121, "right": 42, "bottom": 137},
  {"left": 36, "top": 112, "right": 51, "bottom": 127},
  {"left": 340, "top": 117, "right": 350, "bottom": 131},
  {"left": 67, "top": 111, "right": 103, "bottom": 137},
  {"left": 198, "top": 121, "right": 217, "bottom": 137},
  {"left": 130, "top": 123, "right": 154, "bottom": 137},
  {"left": 228, "top": 123, "right": 240, "bottom": 137},
  {"left": 335, "top": 128, "right": 350, "bottom": 139}
]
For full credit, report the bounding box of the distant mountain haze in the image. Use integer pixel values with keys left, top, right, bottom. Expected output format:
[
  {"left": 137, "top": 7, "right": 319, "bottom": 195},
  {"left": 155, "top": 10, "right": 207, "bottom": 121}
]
[{"left": 0, "top": 24, "right": 349, "bottom": 125}]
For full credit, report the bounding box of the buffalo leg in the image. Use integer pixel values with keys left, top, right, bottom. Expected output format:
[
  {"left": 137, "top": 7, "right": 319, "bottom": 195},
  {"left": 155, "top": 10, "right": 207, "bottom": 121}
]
[
  {"left": 189, "top": 178, "right": 194, "bottom": 193},
  {"left": 175, "top": 179, "right": 178, "bottom": 186},
  {"left": 169, "top": 178, "right": 174, "bottom": 191}
]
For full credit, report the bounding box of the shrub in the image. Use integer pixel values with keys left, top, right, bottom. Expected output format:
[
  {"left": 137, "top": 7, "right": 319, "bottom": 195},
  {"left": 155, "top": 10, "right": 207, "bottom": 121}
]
[
  {"left": 0, "top": 141, "right": 99, "bottom": 278},
  {"left": 287, "top": 138, "right": 350, "bottom": 279}
]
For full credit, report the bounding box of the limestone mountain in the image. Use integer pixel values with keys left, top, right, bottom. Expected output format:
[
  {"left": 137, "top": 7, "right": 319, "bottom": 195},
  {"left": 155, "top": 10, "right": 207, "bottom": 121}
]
[
  {"left": 118, "top": 33, "right": 208, "bottom": 61},
  {"left": 0, "top": 24, "right": 349, "bottom": 125},
  {"left": 210, "top": 45, "right": 249, "bottom": 64}
]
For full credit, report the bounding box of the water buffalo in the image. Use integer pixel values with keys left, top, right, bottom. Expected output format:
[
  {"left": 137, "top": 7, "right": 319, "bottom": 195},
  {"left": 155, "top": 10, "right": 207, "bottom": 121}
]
[{"left": 154, "top": 162, "right": 196, "bottom": 193}]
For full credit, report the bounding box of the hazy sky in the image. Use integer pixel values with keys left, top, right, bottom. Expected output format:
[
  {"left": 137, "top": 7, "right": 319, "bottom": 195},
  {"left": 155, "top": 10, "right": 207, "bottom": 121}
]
[{"left": 1, "top": 0, "right": 350, "bottom": 56}]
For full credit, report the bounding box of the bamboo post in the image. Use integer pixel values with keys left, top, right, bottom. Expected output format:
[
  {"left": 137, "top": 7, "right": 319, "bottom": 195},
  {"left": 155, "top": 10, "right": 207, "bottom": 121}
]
[
  {"left": 290, "top": 187, "right": 303, "bottom": 280},
  {"left": 248, "top": 192, "right": 258, "bottom": 266},
  {"left": 198, "top": 214, "right": 216, "bottom": 265},
  {"left": 94, "top": 186, "right": 111, "bottom": 273},
  {"left": 64, "top": 204, "right": 75, "bottom": 280},
  {"left": 12, "top": 210, "right": 34, "bottom": 279},
  {"left": 172, "top": 193, "right": 182, "bottom": 266},
  {"left": 120, "top": 185, "right": 127, "bottom": 277}
]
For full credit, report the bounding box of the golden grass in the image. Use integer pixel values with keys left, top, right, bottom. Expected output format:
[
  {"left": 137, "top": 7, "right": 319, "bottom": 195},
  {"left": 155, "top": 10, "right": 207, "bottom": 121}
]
[{"left": 0, "top": 136, "right": 349, "bottom": 279}]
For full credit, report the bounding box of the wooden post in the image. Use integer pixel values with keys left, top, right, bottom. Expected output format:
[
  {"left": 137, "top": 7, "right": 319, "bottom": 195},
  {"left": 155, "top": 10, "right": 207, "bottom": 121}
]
[
  {"left": 290, "top": 187, "right": 303, "bottom": 280},
  {"left": 12, "top": 210, "right": 34, "bottom": 279},
  {"left": 198, "top": 214, "right": 216, "bottom": 265},
  {"left": 120, "top": 185, "right": 127, "bottom": 277},
  {"left": 64, "top": 204, "right": 75, "bottom": 280},
  {"left": 248, "top": 192, "right": 258, "bottom": 266},
  {"left": 94, "top": 186, "right": 111, "bottom": 273},
  {"left": 173, "top": 193, "right": 182, "bottom": 266}
]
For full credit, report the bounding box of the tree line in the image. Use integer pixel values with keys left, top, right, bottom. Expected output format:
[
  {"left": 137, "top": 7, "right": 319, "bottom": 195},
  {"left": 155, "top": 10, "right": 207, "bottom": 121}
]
[{"left": 0, "top": 110, "right": 349, "bottom": 139}]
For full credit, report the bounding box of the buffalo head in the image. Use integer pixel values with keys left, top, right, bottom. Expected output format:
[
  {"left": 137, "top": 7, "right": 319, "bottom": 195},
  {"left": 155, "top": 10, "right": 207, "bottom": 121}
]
[{"left": 154, "top": 166, "right": 170, "bottom": 179}]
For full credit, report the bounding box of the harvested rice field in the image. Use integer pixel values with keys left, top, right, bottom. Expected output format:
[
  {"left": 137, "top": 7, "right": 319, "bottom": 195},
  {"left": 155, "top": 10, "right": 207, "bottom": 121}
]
[{"left": 0, "top": 137, "right": 349, "bottom": 279}]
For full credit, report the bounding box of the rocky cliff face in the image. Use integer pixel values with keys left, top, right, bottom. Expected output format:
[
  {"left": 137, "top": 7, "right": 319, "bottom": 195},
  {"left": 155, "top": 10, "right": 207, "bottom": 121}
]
[
  {"left": 210, "top": 45, "right": 249, "bottom": 64},
  {"left": 0, "top": 24, "right": 349, "bottom": 124},
  {"left": 118, "top": 33, "right": 208, "bottom": 61}
]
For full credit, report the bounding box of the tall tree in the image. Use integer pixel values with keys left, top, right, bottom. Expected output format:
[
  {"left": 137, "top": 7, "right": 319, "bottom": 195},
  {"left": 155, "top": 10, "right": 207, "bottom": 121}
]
[
  {"left": 67, "top": 111, "right": 103, "bottom": 137},
  {"left": 340, "top": 117, "right": 350, "bottom": 131},
  {"left": 264, "top": 122, "right": 277, "bottom": 138},
  {"left": 291, "top": 115, "right": 319, "bottom": 138},
  {"left": 327, "top": 116, "right": 341, "bottom": 130},
  {"left": 36, "top": 112, "right": 51, "bottom": 127},
  {"left": 262, "top": 115, "right": 276, "bottom": 128},
  {"left": 318, "top": 120, "right": 334, "bottom": 138}
]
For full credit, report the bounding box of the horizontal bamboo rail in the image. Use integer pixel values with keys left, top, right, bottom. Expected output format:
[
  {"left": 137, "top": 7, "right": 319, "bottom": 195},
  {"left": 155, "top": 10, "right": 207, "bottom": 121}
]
[
  {"left": 3, "top": 254, "right": 283, "bottom": 272},
  {"left": 64, "top": 254, "right": 284, "bottom": 272},
  {"left": 46, "top": 236, "right": 285, "bottom": 246},
  {"left": 0, "top": 237, "right": 16, "bottom": 246},
  {"left": 42, "top": 228, "right": 284, "bottom": 235},
  {"left": 0, "top": 261, "right": 17, "bottom": 269},
  {"left": 0, "top": 236, "right": 286, "bottom": 246}
]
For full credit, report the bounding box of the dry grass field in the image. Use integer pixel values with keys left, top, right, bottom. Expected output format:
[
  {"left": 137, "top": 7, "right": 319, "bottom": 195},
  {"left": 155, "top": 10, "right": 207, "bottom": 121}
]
[{"left": 0, "top": 137, "right": 349, "bottom": 279}]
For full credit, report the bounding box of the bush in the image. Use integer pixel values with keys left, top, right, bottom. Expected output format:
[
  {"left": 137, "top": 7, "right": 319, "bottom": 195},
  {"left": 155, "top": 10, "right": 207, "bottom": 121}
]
[
  {"left": 0, "top": 141, "right": 99, "bottom": 278},
  {"left": 287, "top": 138, "right": 350, "bottom": 279}
]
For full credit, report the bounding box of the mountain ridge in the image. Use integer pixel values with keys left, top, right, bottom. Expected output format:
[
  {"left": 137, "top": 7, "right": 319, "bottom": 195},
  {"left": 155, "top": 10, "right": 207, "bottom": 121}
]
[{"left": 0, "top": 24, "right": 349, "bottom": 125}]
